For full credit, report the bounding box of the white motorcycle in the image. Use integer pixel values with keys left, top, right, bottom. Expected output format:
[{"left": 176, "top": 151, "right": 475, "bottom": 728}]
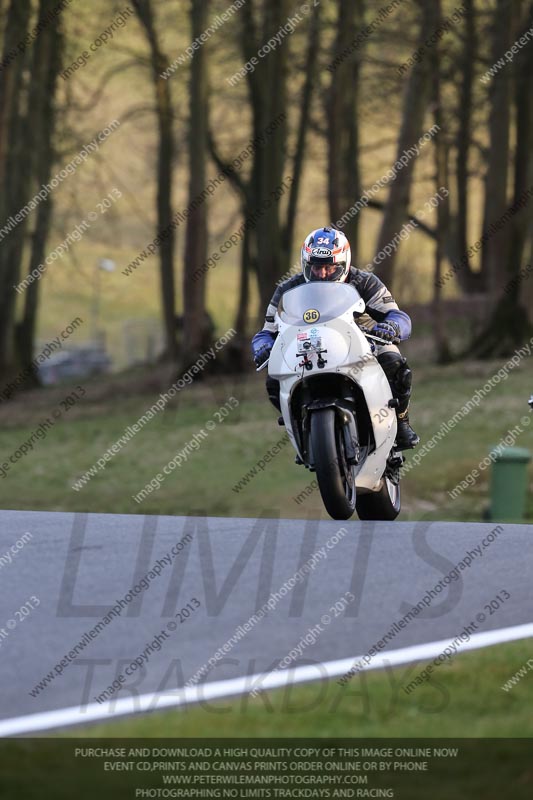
[{"left": 260, "top": 282, "right": 403, "bottom": 521}]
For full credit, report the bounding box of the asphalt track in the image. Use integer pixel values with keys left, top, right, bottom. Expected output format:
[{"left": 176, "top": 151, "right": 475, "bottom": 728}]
[{"left": 0, "top": 510, "right": 532, "bottom": 735}]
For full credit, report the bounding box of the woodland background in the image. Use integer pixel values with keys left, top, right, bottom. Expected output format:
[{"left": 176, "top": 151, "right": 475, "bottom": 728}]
[{"left": 1, "top": 0, "right": 533, "bottom": 385}]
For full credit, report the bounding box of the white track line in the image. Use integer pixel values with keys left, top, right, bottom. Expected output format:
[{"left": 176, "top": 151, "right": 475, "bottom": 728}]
[{"left": 2, "top": 622, "right": 533, "bottom": 737}]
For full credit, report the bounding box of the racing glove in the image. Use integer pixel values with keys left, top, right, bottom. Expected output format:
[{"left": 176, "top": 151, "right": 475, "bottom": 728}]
[
  {"left": 252, "top": 329, "right": 276, "bottom": 367},
  {"left": 253, "top": 344, "right": 272, "bottom": 368},
  {"left": 371, "top": 320, "right": 401, "bottom": 343}
]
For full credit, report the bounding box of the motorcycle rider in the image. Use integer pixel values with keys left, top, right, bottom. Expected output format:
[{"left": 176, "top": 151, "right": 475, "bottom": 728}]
[{"left": 251, "top": 226, "right": 419, "bottom": 450}]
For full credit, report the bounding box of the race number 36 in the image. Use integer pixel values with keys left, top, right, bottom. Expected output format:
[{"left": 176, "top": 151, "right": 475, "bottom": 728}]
[{"left": 303, "top": 308, "right": 320, "bottom": 324}]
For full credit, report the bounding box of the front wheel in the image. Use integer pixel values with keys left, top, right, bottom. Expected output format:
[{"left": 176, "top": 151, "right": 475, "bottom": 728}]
[
  {"left": 356, "top": 476, "right": 401, "bottom": 521},
  {"left": 310, "top": 409, "right": 356, "bottom": 520}
]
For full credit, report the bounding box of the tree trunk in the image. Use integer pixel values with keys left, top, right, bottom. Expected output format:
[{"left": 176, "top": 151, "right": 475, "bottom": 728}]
[
  {"left": 211, "top": 0, "right": 312, "bottom": 332},
  {"left": 235, "top": 222, "right": 253, "bottom": 339},
  {"left": 16, "top": 0, "right": 64, "bottom": 377},
  {"left": 453, "top": 0, "right": 482, "bottom": 293},
  {"left": 327, "top": 0, "right": 364, "bottom": 260},
  {"left": 431, "top": 0, "right": 452, "bottom": 363},
  {"left": 132, "top": 0, "right": 178, "bottom": 362},
  {"left": 207, "top": 128, "right": 250, "bottom": 338},
  {"left": 506, "top": 3, "right": 533, "bottom": 297},
  {"left": 374, "top": 0, "right": 438, "bottom": 289},
  {"left": 469, "top": 2, "right": 533, "bottom": 357},
  {"left": 0, "top": 0, "right": 32, "bottom": 377},
  {"left": 228, "top": 221, "right": 255, "bottom": 371},
  {"left": 284, "top": 0, "right": 321, "bottom": 254},
  {"left": 183, "top": 0, "right": 210, "bottom": 363},
  {"left": 253, "top": 0, "right": 290, "bottom": 311},
  {"left": 480, "top": 0, "right": 516, "bottom": 302}
]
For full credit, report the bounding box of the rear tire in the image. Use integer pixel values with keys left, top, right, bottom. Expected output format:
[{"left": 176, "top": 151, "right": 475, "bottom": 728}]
[
  {"left": 310, "top": 409, "right": 356, "bottom": 520},
  {"left": 356, "top": 477, "right": 401, "bottom": 520}
]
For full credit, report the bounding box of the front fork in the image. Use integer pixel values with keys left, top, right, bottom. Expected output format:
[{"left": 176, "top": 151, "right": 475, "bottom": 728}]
[{"left": 304, "top": 401, "right": 360, "bottom": 468}]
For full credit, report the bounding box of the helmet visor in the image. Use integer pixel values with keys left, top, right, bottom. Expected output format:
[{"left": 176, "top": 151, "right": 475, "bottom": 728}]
[{"left": 306, "top": 260, "right": 346, "bottom": 282}]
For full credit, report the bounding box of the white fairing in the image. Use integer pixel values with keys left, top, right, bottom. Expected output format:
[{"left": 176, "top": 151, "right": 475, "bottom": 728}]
[{"left": 269, "top": 283, "right": 397, "bottom": 492}]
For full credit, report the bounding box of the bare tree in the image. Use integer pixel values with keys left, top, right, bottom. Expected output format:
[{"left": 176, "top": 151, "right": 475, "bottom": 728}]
[
  {"left": 507, "top": 2, "right": 533, "bottom": 289},
  {"left": 480, "top": 0, "right": 516, "bottom": 303},
  {"left": 0, "top": 0, "right": 32, "bottom": 378},
  {"left": 209, "top": 0, "right": 321, "bottom": 349},
  {"left": 182, "top": 0, "right": 211, "bottom": 363},
  {"left": 430, "top": 0, "right": 452, "bottom": 363},
  {"left": 327, "top": 0, "right": 364, "bottom": 260},
  {"left": 16, "top": 0, "right": 64, "bottom": 376},
  {"left": 470, "top": 0, "right": 533, "bottom": 356},
  {"left": 453, "top": 0, "right": 481, "bottom": 293},
  {"left": 132, "top": 0, "right": 178, "bottom": 362},
  {"left": 374, "top": 0, "right": 439, "bottom": 289},
  {"left": 284, "top": 0, "right": 321, "bottom": 253},
  {"left": 245, "top": 0, "right": 290, "bottom": 311}
]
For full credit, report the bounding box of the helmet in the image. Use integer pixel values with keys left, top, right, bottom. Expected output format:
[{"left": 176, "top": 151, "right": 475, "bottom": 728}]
[{"left": 301, "top": 227, "right": 351, "bottom": 283}]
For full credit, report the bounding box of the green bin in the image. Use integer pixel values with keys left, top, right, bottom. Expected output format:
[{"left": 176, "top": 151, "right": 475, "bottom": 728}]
[{"left": 489, "top": 446, "right": 531, "bottom": 522}]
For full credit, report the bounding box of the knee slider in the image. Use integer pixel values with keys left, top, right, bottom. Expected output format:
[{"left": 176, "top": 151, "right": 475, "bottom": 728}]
[
  {"left": 377, "top": 351, "right": 405, "bottom": 380},
  {"left": 378, "top": 353, "right": 412, "bottom": 396}
]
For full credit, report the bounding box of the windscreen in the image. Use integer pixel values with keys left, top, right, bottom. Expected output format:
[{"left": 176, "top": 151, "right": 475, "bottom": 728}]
[{"left": 277, "top": 282, "right": 362, "bottom": 325}]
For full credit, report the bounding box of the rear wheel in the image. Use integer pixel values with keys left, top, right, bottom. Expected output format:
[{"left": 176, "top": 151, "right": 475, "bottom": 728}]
[
  {"left": 356, "top": 476, "right": 401, "bottom": 520},
  {"left": 310, "top": 409, "right": 356, "bottom": 520}
]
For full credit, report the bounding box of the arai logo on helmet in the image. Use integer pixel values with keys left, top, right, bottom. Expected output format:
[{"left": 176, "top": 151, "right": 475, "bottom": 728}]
[{"left": 311, "top": 247, "right": 332, "bottom": 257}]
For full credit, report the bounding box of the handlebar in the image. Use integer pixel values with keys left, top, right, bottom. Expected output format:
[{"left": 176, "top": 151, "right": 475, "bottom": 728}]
[{"left": 364, "top": 332, "right": 395, "bottom": 346}]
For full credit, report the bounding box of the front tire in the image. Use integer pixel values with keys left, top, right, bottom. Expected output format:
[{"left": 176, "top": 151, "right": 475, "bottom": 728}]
[
  {"left": 356, "top": 477, "right": 401, "bottom": 520},
  {"left": 310, "top": 409, "right": 356, "bottom": 520}
]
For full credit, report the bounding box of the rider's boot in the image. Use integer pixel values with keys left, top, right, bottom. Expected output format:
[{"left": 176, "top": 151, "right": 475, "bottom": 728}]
[{"left": 396, "top": 404, "right": 420, "bottom": 450}]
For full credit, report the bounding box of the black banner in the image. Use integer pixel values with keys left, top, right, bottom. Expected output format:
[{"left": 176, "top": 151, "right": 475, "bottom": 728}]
[{"left": 0, "top": 738, "right": 532, "bottom": 799}]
